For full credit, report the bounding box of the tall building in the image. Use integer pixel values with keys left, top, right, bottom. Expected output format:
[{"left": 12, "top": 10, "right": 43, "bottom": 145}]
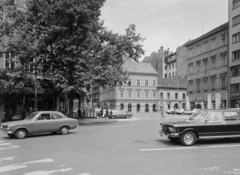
[
  {"left": 184, "top": 23, "right": 228, "bottom": 110},
  {"left": 229, "top": 0, "right": 240, "bottom": 107},
  {"left": 99, "top": 61, "right": 158, "bottom": 112}
]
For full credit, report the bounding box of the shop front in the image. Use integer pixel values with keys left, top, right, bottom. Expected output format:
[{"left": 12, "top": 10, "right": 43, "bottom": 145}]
[{"left": 230, "top": 92, "right": 240, "bottom": 108}]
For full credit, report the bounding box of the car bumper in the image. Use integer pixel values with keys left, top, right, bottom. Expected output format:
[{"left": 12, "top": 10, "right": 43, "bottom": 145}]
[
  {"left": 159, "top": 131, "right": 180, "bottom": 138},
  {"left": 2, "top": 129, "right": 13, "bottom": 134}
]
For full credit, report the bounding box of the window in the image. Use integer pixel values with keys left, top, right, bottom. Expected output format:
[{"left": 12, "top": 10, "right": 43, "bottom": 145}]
[
  {"left": 232, "top": 50, "right": 240, "bottom": 60},
  {"left": 145, "top": 80, "right": 148, "bottom": 86},
  {"left": 221, "top": 73, "right": 227, "bottom": 88},
  {"left": 233, "top": 0, "right": 240, "bottom": 9},
  {"left": 165, "top": 65, "right": 167, "bottom": 70},
  {"left": 128, "top": 91, "right": 131, "bottom": 98},
  {"left": 183, "top": 93, "right": 185, "bottom": 100},
  {"left": 211, "top": 56, "right": 216, "bottom": 69},
  {"left": 203, "top": 58, "right": 208, "bottom": 71},
  {"left": 165, "top": 74, "right": 167, "bottom": 78},
  {"left": 207, "top": 112, "right": 224, "bottom": 122},
  {"left": 52, "top": 113, "right": 63, "bottom": 119},
  {"left": 221, "top": 34, "right": 226, "bottom": 46},
  {"left": 188, "top": 80, "right": 194, "bottom": 91},
  {"left": 120, "top": 90, "right": 124, "bottom": 98},
  {"left": 137, "top": 80, "right": 140, "bottom": 86},
  {"left": 203, "top": 77, "right": 208, "bottom": 90},
  {"left": 233, "top": 32, "right": 240, "bottom": 43},
  {"left": 145, "top": 91, "right": 149, "bottom": 98},
  {"left": 220, "top": 53, "right": 227, "bottom": 66},
  {"left": 231, "top": 84, "right": 240, "bottom": 92},
  {"left": 137, "top": 91, "right": 140, "bottom": 98},
  {"left": 169, "top": 64, "right": 171, "bottom": 69},
  {"left": 196, "top": 45, "right": 201, "bottom": 55},
  {"left": 167, "top": 93, "right": 170, "bottom": 99},
  {"left": 38, "top": 113, "right": 51, "bottom": 120},
  {"left": 210, "top": 75, "right": 216, "bottom": 89},
  {"left": 175, "top": 93, "right": 178, "bottom": 99},
  {"left": 231, "top": 66, "right": 240, "bottom": 77},
  {"left": 224, "top": 112, "right": 240, "bottom": 121},
  {"left": 189, "top": 63, "right": 193, "bottom": 74},
  {"left": 128, "top": 80, "right": 131, "bottom": 86},
  {"left": 196, "top": 61, "right": 201, "bottom": 72},
  {"left": 172, "top": 63, "right": 174, "bottom": 68},
  {"left": 233, "top": 15, "right": 240, "bottom": 26},
  {"left": 160, "top": 92, "right": 163, "bottom": 99},
  {"left": 169, "top": 73, "right": 171, "bottom": 78},
  {"left": 153, "top": 80, "right": 156, "bottom": 87},
  {"left": 196, "top": 78, "right": 201, "bottom": 91},
  {"left": 153, "top": 91, "right": 156, "bottom": 98},
  {"left": 172, "top": 72, "right": 174, "bottom": 77},
  {"left": 210, "top": 39, "right": 216, "bottom": 49}
]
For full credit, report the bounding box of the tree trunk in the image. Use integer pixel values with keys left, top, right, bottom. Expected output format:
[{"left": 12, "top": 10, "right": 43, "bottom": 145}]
[{"left": 68, "top": 91, "right": 74, "bottom": 118}]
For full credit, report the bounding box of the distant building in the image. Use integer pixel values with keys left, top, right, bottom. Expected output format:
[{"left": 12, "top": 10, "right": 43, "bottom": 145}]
[
  {"left": 184, "top": 22, "right": 228, "bottom": 109},
  {"left": 99, "top": 61, "right": 158, "bottom": 112},
  {"left": 229, "top": 0, "right": 240, "bottom": 108},
  {"left": 157, "top": 78, "right": 187, "bottom": 111}
]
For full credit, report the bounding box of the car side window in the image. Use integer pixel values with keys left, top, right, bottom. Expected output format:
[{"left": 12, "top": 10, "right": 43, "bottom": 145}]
[
  {"left": 37, "top": 113, "right": 51, "bottom": 120},
  {"left": 224, "top": 112, "right": 239, "bottom": 121},
  {"left": 207, "top": 112, "right": 224, "bottom": 122},
  {"left": 52, "top": 113, "right": 63, "bottom": 119}
]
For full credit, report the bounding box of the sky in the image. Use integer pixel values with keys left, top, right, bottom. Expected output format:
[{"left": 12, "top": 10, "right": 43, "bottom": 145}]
[{"left": 100, "top": 0, "right": 228, "bottom": 60}]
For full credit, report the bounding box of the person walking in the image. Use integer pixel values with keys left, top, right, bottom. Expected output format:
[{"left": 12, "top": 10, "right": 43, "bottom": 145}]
[
  {"left": 100, "top": 108, "right": 103, "bottom": 119},
  {"left": 77, "top": 109, "right": 82, "bottom": 120},
  {"left": 109, "top": 110, "right": 113, "bottom": 119},
  {"left": 82, "top": 109, "right": 86, "bottom": 120},
  {"left": 105, "top": 109, "right": 109, "bottom": 120}
]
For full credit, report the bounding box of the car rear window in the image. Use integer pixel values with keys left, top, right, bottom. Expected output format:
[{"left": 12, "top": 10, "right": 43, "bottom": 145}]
[{"left": 224, "top": 112, "right": 240, "bottom": 121}]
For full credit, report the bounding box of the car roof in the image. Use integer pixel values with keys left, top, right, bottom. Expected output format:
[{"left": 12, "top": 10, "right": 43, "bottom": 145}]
[{"left": 198, "top": 108, "right": 240, "bottom": 112}]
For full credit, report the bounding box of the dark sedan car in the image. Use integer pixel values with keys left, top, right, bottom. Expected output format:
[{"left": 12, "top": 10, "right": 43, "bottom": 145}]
[
  {"left": 159, "top": 108, "right": 240, "bottom": 146},
  {"left": 1, "top": 111, "right": 78, "bottom": 139}
]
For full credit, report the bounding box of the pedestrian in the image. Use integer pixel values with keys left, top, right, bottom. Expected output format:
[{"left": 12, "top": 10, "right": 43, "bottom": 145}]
[
  {"left": 9, "top": 108, "right": 13, "bottom": 121},
  {"left": 105, "top": 109, "right": 109, "bottom": 120},
  {"left": 82, "top": 109, "right": 85, "bottom": 120},
  {"left": 77, "top": 109, "right": 82, "bottom": 120},
  {"left": 100, "top": 108, "right": 103, "bottom": 119},
  {"left": 109, "top": 110, "right": 113, "bottom": 119}
]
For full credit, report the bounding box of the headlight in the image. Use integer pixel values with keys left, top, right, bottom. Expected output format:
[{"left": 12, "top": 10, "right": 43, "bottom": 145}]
[{"left": 169, "top": 127, "right": 175, "bottom": 132}]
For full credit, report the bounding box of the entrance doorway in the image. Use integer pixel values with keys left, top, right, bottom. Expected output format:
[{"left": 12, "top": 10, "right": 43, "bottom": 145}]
[
  {"left": 128, "top": 104, "right": 132, "bottom": 112},
  {"left": 137, "top": 104, "right": 140, "bottom": 112}
]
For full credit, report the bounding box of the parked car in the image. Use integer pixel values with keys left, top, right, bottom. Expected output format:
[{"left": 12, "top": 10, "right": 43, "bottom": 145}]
[
  {"left": 1, "top": 111, "right": 78, "bottom": 139},
  {"left": 175, "top": 109, "right": 185, "bottom": 115},
  {"left": 109, "top": 110, "right": 133, "bottom": 119},
  {"left": 159, "top": 108, "right": 240, "bottom": 146},
  {"left": 166, "top": 109, "right": 175, "bottom": 114},
  {"left": 183, "top": 108, "right": 199, "bottom": 115}
]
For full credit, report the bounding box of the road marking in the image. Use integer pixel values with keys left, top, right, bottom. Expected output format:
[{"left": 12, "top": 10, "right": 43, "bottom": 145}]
[
  {"left": 0, "top": 158, "right": 53, "bottom": 173},
  {"left": 0, "top": 145, "right": 19, "bottom": 150},
  {"left": 139, "top": 144, "right": 240, "bottom": 152},
  {"left": 0, "top": 143, "right": 12, "bottom": 146},
  {"left": 0, "top": 156, "right": 15, "bottom": 161},
  {"left": 101, "top": 127, "right": 133, "bottom": 132},
  {"left": 24, "top": 168, "right": 72, "bottom": 175}
]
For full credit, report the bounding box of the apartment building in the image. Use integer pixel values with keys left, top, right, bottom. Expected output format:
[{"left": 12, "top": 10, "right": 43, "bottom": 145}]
[
  {"left": 99, "top": 61, "right": 158, "bottom": 112},
  {"left": 184, "top": 23, "right": 228, "bottom": 109},
  {"left": 229, "top": 0, "right": 240, "bottom": 107}
]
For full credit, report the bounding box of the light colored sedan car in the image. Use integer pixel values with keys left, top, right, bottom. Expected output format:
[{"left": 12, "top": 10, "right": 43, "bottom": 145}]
[{"left": 1, "top": 111, "right": 78, "bottom": 139}]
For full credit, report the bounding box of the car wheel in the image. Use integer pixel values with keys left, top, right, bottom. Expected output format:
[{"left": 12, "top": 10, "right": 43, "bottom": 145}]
[
  {"left": 7, "top": 134, "right": 14, "bottom": 138},
  {"left": 60, "top": 126, "right": 69, "bottom": 135},
  {"left": 180, "top": 131, "right": 196, "bottom": 146},
  {"left": 15, "top": 129, "right": 27, "bottom": 139}
]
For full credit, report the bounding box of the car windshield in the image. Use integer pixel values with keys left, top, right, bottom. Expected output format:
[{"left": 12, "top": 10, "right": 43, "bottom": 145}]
[
  {"left": 187, "top": 111, "right": 209, "bottom": 122},
  {"left": 25, "top": 112, "right": 38, "bottom": 120}
]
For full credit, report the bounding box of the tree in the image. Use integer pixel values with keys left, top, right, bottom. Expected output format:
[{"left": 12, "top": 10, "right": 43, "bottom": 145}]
[{"left": 3, "top": 0, "right": 145, "bottom": 117}]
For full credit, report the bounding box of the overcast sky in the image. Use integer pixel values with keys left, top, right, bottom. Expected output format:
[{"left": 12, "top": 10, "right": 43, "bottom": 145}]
[{"left": 100, "top": 0, "right": 228, "bottom": 60}]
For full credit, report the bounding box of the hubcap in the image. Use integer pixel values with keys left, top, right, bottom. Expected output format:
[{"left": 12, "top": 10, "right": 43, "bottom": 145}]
[
  {"left": 18, "top": 131, "right": 25, "bottom": 138},
  {"left": 62, "top": 128, "right": 68, "bottom": 134},
  {"left": 184, "top": 134, "right": 193, "bottom": 144}
]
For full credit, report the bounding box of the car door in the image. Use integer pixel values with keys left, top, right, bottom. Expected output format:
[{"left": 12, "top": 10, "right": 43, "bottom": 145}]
[
  {"left": 201, "top": 111, "right": 226, "bottom": 137},
  {"left": 51, "top": 112, "right": 64, "bottom": 131},
  {"left": 32, "top": 113, "right": 53, "bottom": 133},
  {"left": 224, "top": 111, "right": 240, "bottom": 136}
]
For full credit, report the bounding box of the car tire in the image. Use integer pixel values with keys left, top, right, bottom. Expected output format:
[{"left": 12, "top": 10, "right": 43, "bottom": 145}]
[
  {"left": 60, "top": 126, "right": 69, "bottom": 135},
  {"left": 15, "top": 129, "right": 27, "bottom": 139},
  {"left": 180, "top": 131, "right": 196, "bottom": 146}
]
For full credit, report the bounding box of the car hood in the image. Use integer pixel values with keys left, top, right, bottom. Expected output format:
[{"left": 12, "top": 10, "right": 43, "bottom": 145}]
[
  {"left": 160, "top": 120, "right": 194, "bottom": 126},
  {"left": 2, "top": 120, "right": 31, "bottom": 126}
]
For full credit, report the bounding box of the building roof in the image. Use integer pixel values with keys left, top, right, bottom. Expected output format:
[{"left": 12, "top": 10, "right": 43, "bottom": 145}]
[
  {"left": 157, "top": 78, "right": 187, "bottom": 89},
  {"left": 123, "top": 61, "right": 158, "bottom": 75},
  {"left": 184, "top": 22, "right": 228, "bottom": 47}
]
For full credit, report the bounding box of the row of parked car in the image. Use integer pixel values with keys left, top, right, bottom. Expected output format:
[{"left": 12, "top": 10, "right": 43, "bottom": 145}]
[{"left": 165, "top": 108, "right": 199, "bottom": 115}]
